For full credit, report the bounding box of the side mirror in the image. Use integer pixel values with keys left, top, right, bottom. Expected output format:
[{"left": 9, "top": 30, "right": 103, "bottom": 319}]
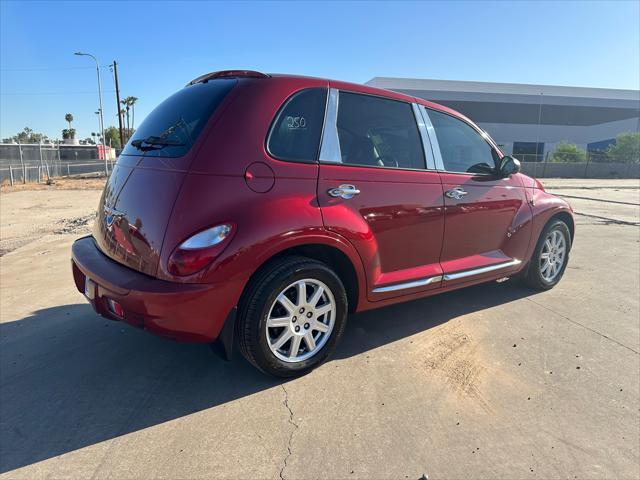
[{"left": 499, "top": 156, "right": 521, "bottom": 178}]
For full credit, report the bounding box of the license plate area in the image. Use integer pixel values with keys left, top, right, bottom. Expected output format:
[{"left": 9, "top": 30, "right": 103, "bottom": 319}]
[{"left": 84, "top": 277, "right": 96, "bottom": 300}]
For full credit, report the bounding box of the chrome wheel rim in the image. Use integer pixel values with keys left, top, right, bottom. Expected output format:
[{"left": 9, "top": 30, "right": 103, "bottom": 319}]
[
  {"left": 540, "top": 229, "right": 566, "bottom": 282},
  {"left": 266, "top": 278, "right": 336, "bottom": 363}
]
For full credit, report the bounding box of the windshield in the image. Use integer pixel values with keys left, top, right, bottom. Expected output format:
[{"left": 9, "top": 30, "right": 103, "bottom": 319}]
[{"left": 121, "top": 78, "right": 236, "bottom": 158}]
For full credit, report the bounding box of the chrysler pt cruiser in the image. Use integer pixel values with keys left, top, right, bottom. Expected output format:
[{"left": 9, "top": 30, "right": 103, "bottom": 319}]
[{"left": 71, "top": 70, "right": 574, "bottom": 377}]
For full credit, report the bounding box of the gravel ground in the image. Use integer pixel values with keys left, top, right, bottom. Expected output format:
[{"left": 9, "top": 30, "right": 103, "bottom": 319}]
[{"left": 0, "top": 189, "right": 100, "bottom": 256}]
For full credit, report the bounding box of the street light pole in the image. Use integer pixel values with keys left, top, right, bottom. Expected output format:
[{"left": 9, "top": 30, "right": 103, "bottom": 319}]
[{"left": 75, "top": 51, "right": 108, "bottom": 176}]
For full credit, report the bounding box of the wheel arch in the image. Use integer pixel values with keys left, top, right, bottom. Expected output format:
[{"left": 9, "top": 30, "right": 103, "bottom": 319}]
[
  {"left": 240, "top": 242, "right": 361, "bottom": 314},
  {"left": 522, "top": 204, "right": 575, "bottom": 274},
  {"left": 548, "top": 210, "right": 575, "bottom": 242}
]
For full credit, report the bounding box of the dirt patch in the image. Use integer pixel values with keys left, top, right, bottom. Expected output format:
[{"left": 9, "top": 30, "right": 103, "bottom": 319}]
[
  {"left": 0, "top": 189, "right": 101, "bottom": 256},
  {"left": 53, "top": 215, "right": 95, "bottom": 235},
  {"left": 0, "top": 175, "right": 106, "bottom": 193},
  {"left": 418, "top": 326, "right": 492, "bottom": 413}
]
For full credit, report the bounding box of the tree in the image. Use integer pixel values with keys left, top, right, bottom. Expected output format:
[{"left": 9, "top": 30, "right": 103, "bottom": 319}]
[
  {"left": 104, "top": 126, "right": 122, "bottom": 149},
  {"left": 128, "top": 96, "right": 138, "bottom": 130},
  {"left": 606, "top": 132, "right": 640, "bottom": 164},
  {"left": 121, "top": 96, "right": 139, "bottom": 142},
  {"left": 62, "top": 128, "right": 76, "bottom": 140},
  {"left": 65, "top": 113, "right": 74, "bottom": 129},
  {"left": 121, "top": 99, "right": 131, "bottom": 139},
  {"left": 549, "top": 142, "right": 587, "bottom": 163},
  {"left": 84, "top": 137, "right": 96, "bottom": 145},
  {"left": 3, "top": 127, "right": 47, "bottom": 144}
]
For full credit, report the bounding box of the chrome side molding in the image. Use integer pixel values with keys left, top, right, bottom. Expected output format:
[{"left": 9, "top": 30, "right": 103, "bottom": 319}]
[
  {"left": 372, "top": 259, "right": 521, "bottom": 293},
  {"left": 443, "top": 259, "right": 522, "bottom": 281},
  {"left": 372, "top": 275, "right": 443, "bottom": 293}
]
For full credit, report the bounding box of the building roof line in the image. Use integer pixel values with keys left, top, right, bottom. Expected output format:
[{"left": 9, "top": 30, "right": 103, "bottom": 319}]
[{"left": 366, "top": 77, "right": 640, "bottom": 101}]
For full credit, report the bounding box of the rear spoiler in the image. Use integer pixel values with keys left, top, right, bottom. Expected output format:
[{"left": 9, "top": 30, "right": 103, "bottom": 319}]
[{"left": 186, "top": 70, "right": 270, "bottom": 86}]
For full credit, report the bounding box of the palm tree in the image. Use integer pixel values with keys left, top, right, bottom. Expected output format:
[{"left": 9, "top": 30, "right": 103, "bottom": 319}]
[
  {"left": 128, "top": 96, "right": 138, "bottom": 131},
  {"left": 120, "top": 96, "right": 138, "bottom": 140},
  {"left": 65, "top": 113, "right": 74, "bottom": 129},
  {"left": 121, "top": 99, "right": 131, "bottom": 139}
]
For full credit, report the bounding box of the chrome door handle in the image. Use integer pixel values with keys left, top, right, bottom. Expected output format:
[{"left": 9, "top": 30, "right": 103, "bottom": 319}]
[
  {"left": 445, "top": 187, "right": 468, "bottom": 200},
  {"left": 328, "top": 184, "right": 360, "bottom": 200}
]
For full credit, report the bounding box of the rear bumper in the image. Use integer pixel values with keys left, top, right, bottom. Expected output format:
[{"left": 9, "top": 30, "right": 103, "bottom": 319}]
[{"left": 71, "top": 236, "right": 232, "bottom": 343}]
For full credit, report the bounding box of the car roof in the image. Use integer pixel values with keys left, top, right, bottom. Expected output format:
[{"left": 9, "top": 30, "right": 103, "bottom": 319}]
[{"left": 188, "top": 70, "right": 473, "bottom": 124}]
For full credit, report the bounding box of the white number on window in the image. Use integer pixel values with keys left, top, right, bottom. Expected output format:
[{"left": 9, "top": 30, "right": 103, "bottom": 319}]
[{"left": 286, "top": 116, "right": 307, "bottom": 129}]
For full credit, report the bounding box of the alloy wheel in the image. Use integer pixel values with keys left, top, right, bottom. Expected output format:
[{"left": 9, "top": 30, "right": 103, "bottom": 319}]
[
  {"left": 266, "top": 278, "right": 336, "bottom": 363},
  {"left": 540, "top": 229, "right": 566, "bottom": 282}
]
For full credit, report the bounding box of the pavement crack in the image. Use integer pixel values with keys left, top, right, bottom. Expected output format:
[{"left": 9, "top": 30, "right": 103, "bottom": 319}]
[
  {"left": 526, "top": 297, "right": 639, "bottom": 355},
  {"left": 279, "top": 384, "right": 299, "bottom": 480}
]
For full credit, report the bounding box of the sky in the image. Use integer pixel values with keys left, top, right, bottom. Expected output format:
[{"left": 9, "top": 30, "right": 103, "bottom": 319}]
[{"left": 1, "top": 0, "right": 639, "bottom": 141}]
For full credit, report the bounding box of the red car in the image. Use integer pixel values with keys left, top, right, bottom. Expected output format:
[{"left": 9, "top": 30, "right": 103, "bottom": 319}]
[{"left": 71, "top": 70, "right": 574, "bottom": 377}]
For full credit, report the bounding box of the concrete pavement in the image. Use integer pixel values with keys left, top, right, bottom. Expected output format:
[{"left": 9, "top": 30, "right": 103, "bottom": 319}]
[{"left": 0, "top": 180, "right": 638, "bottom": 479}]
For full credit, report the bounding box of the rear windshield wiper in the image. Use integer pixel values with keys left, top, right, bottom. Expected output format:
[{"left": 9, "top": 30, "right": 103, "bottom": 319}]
[{"left": 130, "top": 136, "right": 185, "bottom": 151}]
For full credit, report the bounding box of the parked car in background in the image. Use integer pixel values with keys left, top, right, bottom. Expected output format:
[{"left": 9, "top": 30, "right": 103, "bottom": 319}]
[{"left": 71, "top": 70, "right": 575, "bottom": 377}]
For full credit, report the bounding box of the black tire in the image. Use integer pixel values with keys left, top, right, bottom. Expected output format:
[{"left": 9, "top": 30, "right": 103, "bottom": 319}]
[
  {"left": 236, "top": 256, "right": 348, "bottom": 377},
  {"left": 522, "top": 219, "right": 572, "bottom": 290}
]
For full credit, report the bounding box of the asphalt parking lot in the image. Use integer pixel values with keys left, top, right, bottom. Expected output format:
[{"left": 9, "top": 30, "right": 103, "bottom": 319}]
[{"left": 1, "top": 178, "right": 638, "bottom": 479}]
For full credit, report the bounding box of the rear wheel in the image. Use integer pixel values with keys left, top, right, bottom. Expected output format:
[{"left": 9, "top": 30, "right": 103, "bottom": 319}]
[
  {"left": 522, "top": 219, "right": 571, "bottom": 290},
  {"left": 237, "top": 256, "right": 348, "bottom": 377}
]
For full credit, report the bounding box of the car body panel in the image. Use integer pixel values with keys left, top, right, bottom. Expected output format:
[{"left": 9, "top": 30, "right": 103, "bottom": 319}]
[
  {"left": 318, "top": 164, "right": 445, "bottom": 301},
  {"left": 438, "top": 171, "right": 533, "bottom": 286},
  {"left": 93, "top": 159, "right": 187, "bottom": 277}
]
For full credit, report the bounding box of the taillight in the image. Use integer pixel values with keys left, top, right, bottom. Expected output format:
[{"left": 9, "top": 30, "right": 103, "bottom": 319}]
[{"left": 167, "top": 224, "right": 234, "bottom": 276}]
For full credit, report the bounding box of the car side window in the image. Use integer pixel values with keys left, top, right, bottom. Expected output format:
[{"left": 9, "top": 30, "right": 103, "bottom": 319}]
[
  {"left": 267, "top": 88, "right": 328, "bottom": 162},
  {"left": 428, "top": 109, "right": 499, "bottom": 174},
  {"left": 335, "top": 92, "right": 425, "bottom": 170}
]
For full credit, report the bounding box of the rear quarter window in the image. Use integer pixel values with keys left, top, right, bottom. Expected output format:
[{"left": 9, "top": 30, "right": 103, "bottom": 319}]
[
  {"left": 121, "top": 78, "right": 237, "bottom": 158},
  {"left": 267, "top": 88, "right": 328, "bottom": 162}
]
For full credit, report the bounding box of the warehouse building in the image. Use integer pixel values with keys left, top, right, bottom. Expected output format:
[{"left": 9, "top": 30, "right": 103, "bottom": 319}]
[{"left": 366, "top": 77, "right": 639, "bottom": 164}]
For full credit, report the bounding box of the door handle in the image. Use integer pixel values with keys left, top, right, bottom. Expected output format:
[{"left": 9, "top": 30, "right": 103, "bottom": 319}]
[
  {"left": 328, "top": 184, "right": 361, "bottom": 200},
  {"left": 445, "top": 187, "right": 468, "bottom": 200}
]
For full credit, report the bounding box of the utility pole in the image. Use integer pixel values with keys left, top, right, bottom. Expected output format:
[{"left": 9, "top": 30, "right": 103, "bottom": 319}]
[{"left": 113, "top": 60, "right": 125, "bottom": 147}]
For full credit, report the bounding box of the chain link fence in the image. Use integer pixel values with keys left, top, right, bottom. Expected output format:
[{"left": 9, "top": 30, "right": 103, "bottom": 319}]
[
  {"left": 1, "top": 139, "right": 638, "bottom": 184},
  {"left": 0, "top": 143, "right": 114, "bottom": 185},
  {"left": 517, "top": 151, "right": 640, "bottom": 179}
]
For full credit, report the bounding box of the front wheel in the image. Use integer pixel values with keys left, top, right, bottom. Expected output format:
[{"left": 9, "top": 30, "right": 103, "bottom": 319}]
[
  {"left": 522, "top": 219, "right": 572, "bottom": 290},
  {"left": 237, "top": 256, "right": 348, "bottom": 377}
]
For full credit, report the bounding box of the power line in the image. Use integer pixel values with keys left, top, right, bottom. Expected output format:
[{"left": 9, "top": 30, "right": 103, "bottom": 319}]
[
  {"left": 1, "top": 90, "right": 116, "bottom": 96},
  {"left": 1, "top": 65, "right": 115, "bottom": 72}
]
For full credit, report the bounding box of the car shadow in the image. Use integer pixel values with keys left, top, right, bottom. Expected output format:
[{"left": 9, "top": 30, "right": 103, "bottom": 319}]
[{"left": 0, "top": 281, "right": 535, "bottom": 474}]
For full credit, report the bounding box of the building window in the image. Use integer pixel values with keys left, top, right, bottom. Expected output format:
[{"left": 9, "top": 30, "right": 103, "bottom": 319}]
[
  {"left": 513, "top": 142, "right": 545, "bottom": 163},
  {"left": 587, "top": 139, "right": 616, "bottom": 153}
]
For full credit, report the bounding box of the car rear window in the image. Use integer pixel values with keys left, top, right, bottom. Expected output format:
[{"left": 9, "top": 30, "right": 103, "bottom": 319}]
[
  {"left": 267, "top": 88, "right": 328, "bottom": 162},
  {"left": 121, "top": 78, "right": 237, "bottom": 158}
]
